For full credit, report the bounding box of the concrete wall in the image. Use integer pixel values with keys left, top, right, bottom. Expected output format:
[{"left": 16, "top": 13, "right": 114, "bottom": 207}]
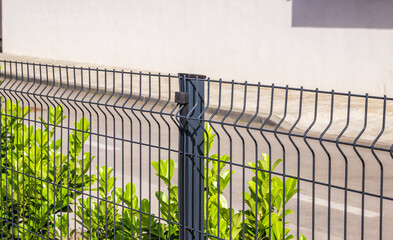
[{"left": 2, "top": 0, "right": 393, "bottom": 96}]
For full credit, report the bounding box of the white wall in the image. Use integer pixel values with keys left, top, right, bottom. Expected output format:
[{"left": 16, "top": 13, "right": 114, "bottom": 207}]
[{"left": 2, "top": 0, "right": 393, "bottom": 96}]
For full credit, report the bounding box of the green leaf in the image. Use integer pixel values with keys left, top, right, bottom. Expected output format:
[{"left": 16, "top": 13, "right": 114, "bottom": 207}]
[
  {"left": 299, "top": 234, "right": 307, "bottom": 240},
  {"left": 204, "top": 123, "right": 216, "bottom": 155},
  {"left": 115, "top": 182, "right": 137, "bottom": 208},
  {"left": 141, "top": 199, "right": 150, "bottom": 214}
]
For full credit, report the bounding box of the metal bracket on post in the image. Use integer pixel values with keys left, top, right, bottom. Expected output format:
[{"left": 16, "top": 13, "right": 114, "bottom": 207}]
[
  {"left": 177, "top": 73, "right": 206, "bottom": 240},
  {"left": 175, "top": 92, "right": 189, "bottom": 105}
]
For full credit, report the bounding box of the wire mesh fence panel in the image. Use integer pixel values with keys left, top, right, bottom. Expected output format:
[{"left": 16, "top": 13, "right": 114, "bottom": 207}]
[{"left": 0, "top": 60, "right": 392, "bottom": 240}]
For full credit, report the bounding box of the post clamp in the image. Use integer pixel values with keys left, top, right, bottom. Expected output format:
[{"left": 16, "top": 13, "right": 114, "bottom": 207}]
[{"left": 175, "top": 92, "right": 189, "bottom": 105}]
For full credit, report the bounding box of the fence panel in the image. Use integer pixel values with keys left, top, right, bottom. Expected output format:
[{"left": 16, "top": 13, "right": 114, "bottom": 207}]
[{"left": 0, "top": 60, "right": 392, "bottom": 240}]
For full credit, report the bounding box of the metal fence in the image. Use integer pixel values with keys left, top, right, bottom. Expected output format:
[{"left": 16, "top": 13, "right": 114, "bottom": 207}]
[{"left": 0, "top": 60, "right": 392, "bottom": 240}]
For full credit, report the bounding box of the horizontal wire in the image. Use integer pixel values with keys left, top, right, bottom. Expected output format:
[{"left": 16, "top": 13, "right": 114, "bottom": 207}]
[
  {"left": 0, "top": 60, "right": 177, "bottom": 78},
  {"left": 0, "top": 87, "right": 390, "bottom": 153},
  {"left": 2, "top": 60, "right": 392, "bottom": 100}
]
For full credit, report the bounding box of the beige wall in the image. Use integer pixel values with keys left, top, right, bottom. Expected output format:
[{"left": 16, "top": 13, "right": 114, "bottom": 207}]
[{"left": 2, "top": 0, "right": 393, "bottom": 96}]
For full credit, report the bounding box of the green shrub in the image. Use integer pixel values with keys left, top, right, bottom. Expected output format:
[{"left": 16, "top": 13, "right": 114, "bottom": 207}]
[
  {"left": 244, "top": 155, "right": 299, "bottom": 240},
  {"left": 0, "top": 101, "right": 96, "bottom": 239},
  {"left": 75, "top": 166, "right": 122, "bottom": 239},
  {"left": 76, "top": 123, "right": 306, "bottom": 240},
  {"left": 150, "top": 124, "right": 306, "bottom": 240},
  {"left": 0, "top": 99, "right": 306, "bottom": 240}
]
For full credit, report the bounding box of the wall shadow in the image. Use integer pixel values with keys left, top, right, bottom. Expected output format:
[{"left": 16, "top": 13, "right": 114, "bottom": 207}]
[{"left": 292, "top": 0, "right": 393, "bottom": 29}]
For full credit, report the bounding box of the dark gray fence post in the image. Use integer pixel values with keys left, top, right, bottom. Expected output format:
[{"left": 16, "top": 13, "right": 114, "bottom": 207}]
[{"left": 176, "top": 73, "right": 205, "bottom": 240}]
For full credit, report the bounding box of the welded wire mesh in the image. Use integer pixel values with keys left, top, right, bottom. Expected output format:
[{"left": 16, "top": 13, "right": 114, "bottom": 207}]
[{"left": 0, "top": 60, "right": 392, "bottom": 240}]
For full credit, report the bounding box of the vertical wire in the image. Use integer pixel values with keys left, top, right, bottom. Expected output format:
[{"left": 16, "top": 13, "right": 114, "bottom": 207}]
[
  {"left": 66, "top": 66, "right": 73, "bottom": 240},
  {"left": 303, "top": 89, "right": 318, "bottom": 240},
  {"left": 287, "top": 87, "right": 303, "bottom": 240},
  {"left": 120, "top": 71, "right": 134, "bottom": 238},
  {"left": 2, "top": 61, "right": 13, "bottom": 238},
  {"left": 103, "top": 69, "right": 110, "bottom": 240},
  {"left": 148, "top": 73, "right": 163, "bottom": 239},
  {"left": 85, "top": 67, "right": 94, "bottom": 240},
  {"left": 273, "top": 86, "right": 289, "bottom": 239},
  {"left": 156, "top": 74, "right": 174, "bottom": 238},
  {"left": 7, "top": 61, "right": 16, "bottom": 238},
  {"left": 15, "top": 62, "right": 25, "bottom": 239},
  {"left": 50, "top": 64, "right": 60, "bottom": 239},
  {"left": 109, "top": 69, "right": 121, "bottom": 239},
  {"left": 18, "top": 63, "right": 28, "bottom": 238},
  {"left": 214, "top": 79, "right": 229, "bottom": 239},
  {"left": 43, "top": 64, "right": 50, "bottom": 239},
  {"left": 232, "top": 81, "right": 248, "bottom": 239},
  {"left": 138, "top": 72, "right": 153, "bottom": 238},
  {"left": 72, "top": 67, "right": 79, "bottom": 240},
  {"left": 163, "top": 74, "right": 173, "bottom": 239},
  {"left": 71, "top": 67, "right": 79, "bottom": 240},
  {"left": 319, "top": 90, "right": 335, "bottom": 240},
  {"left": 57, "top": 65, "right": 71, "bottom": 240},
  {"left": 259, "top": 85, "right": 275, "bottom": 239},
  {"left": 96, "top": 68, "right": 103, "bottom": 239},
  {"left": 78, "top": 67, "right": 86, "bottom": 239},
  {"left": 45, "top": 64, "right": 54, "bottom": 238},
  {"left": 335, "top": 92, "right": 351, "bottom": 240},
  {"left": 32, "top": 62, "right": 41, "bottom": 238},
  {"left": 139, "top": 72, "right": 144, "bottom": 238},
  {"left": 53, "top": 64, "right": 65, "bottom": 240},
  {"left": 16, "top": 62, "right": 25, "bottom": 239},
  {"left": 112, "top": 70, "right": 125, "bottom": 240},
  {"left": 45, "top": 64, "right": 52, "bottom": 240},
  {"left": 79, "top": 66, "right": 93, "bottom": 239},
  {"left": 101, "top": 69, "right": 117, "bottom": 238},
  {"left": 39, "top": 64, "right": 46, "bottom": 239},
  {"left": 90, "top": 68, "right": 101, "bottom": 239},
  {"left": 4, "top": 61, "right": 15, "bottom": 239},
  {"left": 352, "top": 94, "right": 368, "bottom": 240},
  {"left": 16, "top": 62, "right": 28, "bottom": 238},
  {"left": 207, "top": 79, "right": 223, "bottom": 239},
  {"left": 15, "top": 62, "right": 29, "bottom": 238},
  {"left": 23, "top": 62, "right": 34, "bottom": 240},
  {"left": 370, "top": 96, "right": 386, "bottom": 240},
  {"left": 11, "top": 62, "right": 21, "bottom": 238},
  {"left": 245, "top": 83, "right": 261, "bottom": 240},
  {"left": 128, "top": 72, "right": 143, "bottom": 238},
  {"left": 2, "top": 61, "right": 11, "bottom": 238},
  {"left": 127, "top": 71, "right": 143, "bottom": 238},
  {"left": 108, "top": 70, "right": 124, "bottom": 237},
  {"left": 171, "top": 75, "right": 184, "bottom": 238}
]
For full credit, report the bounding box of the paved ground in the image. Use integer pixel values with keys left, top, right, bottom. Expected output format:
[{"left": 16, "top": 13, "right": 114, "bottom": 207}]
[{"left": 1, "top": 54, "right": 393, "bottom": 239}]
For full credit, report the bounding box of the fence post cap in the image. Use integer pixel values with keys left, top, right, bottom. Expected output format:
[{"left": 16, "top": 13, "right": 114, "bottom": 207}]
[{"left": 178, "top": 73, "right": 206, "bottom": 79}]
